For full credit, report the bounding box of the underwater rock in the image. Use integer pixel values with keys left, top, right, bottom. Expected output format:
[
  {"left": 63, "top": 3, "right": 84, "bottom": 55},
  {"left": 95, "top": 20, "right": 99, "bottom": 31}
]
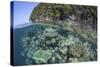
[
  {"left": 43, "top": 27, "right": 58, "bottom": 37},
  {"left": 69, "top": 43, "right": 84, "bottom": 58},
  {"left": 59, "top": 47, "right": 68, "bottom": 54},
  {"left": 69, "top": 58, "right": 79, "bottom": 63},
  {"left": 68, "top": 41, "right": 97, "bottom": 61}
]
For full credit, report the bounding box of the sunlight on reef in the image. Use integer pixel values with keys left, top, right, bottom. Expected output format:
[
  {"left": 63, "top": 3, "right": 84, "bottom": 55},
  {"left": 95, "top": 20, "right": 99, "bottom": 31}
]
[{"left": 20, "top": 23, "right": 97, "bottom": 64}]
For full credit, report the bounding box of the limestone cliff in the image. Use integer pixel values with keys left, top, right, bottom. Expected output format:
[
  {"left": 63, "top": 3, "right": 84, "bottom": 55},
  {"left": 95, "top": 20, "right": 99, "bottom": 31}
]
[{"left": 30, "top": 3, "right": 97, "bottom": 29}]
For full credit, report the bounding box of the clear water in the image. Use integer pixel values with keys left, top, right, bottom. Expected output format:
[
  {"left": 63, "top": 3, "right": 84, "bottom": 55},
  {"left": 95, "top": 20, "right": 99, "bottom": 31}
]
[{"left": 12, "top": 23, "right": 97, "bottom": 65}]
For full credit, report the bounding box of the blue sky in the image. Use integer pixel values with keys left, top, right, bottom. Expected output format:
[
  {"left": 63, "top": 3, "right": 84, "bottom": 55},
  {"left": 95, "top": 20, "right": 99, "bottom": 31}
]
[{"left": 13, "top": 1, "right": 39, "bottom": 27}]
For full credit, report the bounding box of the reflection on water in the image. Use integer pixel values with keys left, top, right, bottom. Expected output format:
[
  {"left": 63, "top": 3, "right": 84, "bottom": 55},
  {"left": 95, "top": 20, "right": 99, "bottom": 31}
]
[{"left": 13, "top": 23, "right": 97, "bottom": 65}]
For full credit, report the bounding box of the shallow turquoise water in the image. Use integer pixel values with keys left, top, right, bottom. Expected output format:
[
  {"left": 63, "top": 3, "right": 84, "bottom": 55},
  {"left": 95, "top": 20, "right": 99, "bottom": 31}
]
[{"left": 13, "top": 23, "right": 97, "bottom": 65}]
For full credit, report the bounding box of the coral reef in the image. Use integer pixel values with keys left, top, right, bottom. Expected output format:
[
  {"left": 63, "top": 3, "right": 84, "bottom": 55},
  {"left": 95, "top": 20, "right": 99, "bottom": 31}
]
[
  {"left": 32, "top": 49, "right": 52, "bottom": 64},
  {"left": 20, "top": 23, "right": 97, "bottom": 64}
]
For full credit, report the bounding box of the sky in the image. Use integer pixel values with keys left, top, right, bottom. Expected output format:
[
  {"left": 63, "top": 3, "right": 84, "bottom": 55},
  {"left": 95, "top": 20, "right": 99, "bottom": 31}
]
[{"left": 12, "top": 1, "right": 39, "bottom": 28}]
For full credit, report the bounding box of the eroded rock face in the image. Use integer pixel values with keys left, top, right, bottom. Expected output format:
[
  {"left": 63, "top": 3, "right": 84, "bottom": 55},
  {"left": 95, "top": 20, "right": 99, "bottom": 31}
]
[{"left": 20, "top": 24, "right": 97, "bottom": 64}]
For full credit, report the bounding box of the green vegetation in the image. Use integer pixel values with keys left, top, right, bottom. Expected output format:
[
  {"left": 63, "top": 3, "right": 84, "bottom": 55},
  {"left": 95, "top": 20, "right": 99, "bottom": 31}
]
[{"left": 30, "top": 3, "right": 97, "bottom": 29}]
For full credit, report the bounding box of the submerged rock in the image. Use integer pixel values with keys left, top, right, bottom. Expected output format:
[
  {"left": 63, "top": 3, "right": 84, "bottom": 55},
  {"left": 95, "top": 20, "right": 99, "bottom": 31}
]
[
  {"left": 59, "top": 47, "right": 68, "bottom": 54},
  {"left": 43, "top": 27, "right": 58, "bottom": 37}
]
